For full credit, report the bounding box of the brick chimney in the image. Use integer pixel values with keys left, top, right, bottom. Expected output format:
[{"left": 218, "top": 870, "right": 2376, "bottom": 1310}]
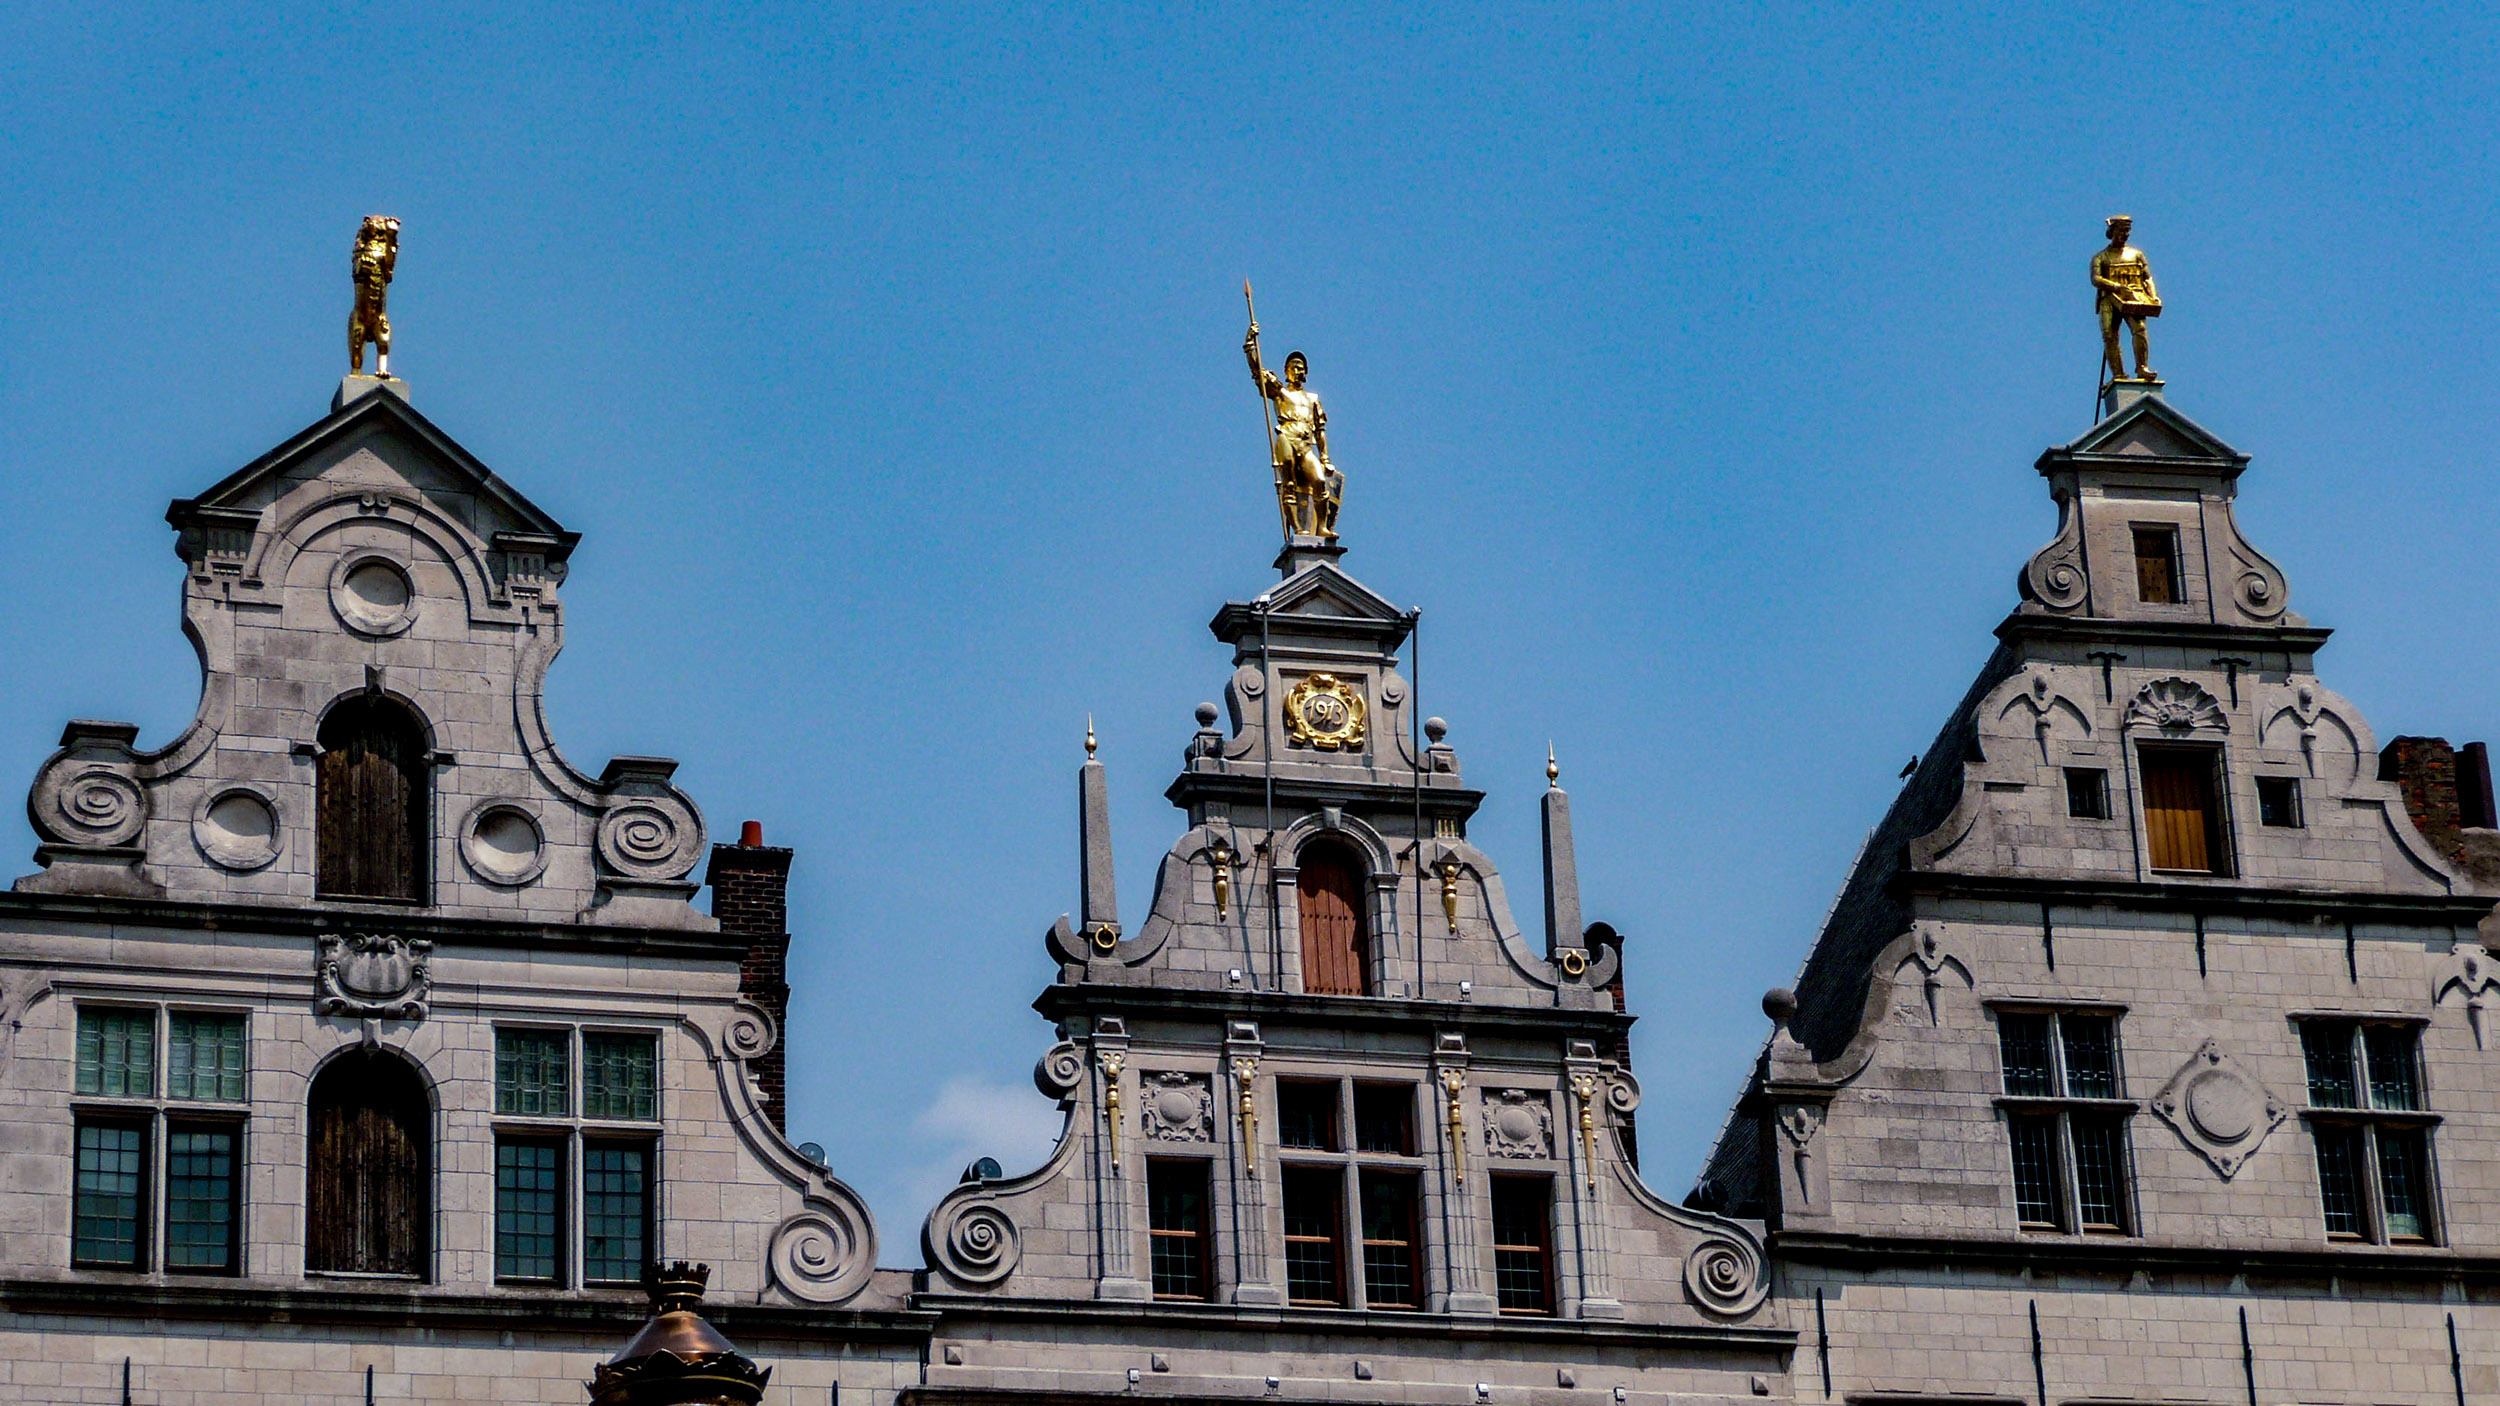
[
  {"left": 2382, "top": 737, "right": 2466, "bottom": 859},
  {"left": 705, "top": 821, "right": 793, "bottom": 1132}
]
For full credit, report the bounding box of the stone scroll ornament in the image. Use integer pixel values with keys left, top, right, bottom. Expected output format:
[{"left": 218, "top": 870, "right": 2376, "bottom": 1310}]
[
  {"left": 2149, "top": 1039, "right": 2286, "bottom": 1178},
  {"left": 1684, "top": 1233, "right": 1769, "bottom": 1318},
  {"left": 926, "top": 1200, "right": 1021, "bottom": 1287},
  {"left": 314, "top": 932, "right": 433, "bottom": 1020}
]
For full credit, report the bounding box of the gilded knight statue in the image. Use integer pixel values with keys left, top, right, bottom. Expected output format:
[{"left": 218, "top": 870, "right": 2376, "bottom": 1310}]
[
  {"left": 349, "top": 215, "right": 401, "bottom": 376},
  {"left": 2091, "top": 213, "right": 2160, "bottom": 385},
  {"left": 1244, "top": 311, "right": 1343, "bottom": 542}
]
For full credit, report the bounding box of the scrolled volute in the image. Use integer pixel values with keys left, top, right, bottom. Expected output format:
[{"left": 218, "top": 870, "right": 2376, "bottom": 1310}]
[
  {"left": 1683, "top": 1234, "right": 1769, "bottom": 1318},
  {"left": 1034, "top": 1039, "right": 1085, "bottom": 1102},
  {"left": 925, "top": 1200, "right": 1021, "bottom": 1287}
]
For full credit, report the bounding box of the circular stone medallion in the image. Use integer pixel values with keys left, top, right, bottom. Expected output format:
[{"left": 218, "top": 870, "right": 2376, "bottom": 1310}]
[
  {"left": 330, "top": 554, "right": 418, "bottom": 637},
  {"left": 1154, "top": 1088, "right": 1200, "bottom": 1126},
  {"left": 462, "top": 803, "right": 547, "bottom": 885},
  {"left": 193, "top": 788, "right": 281, "bottom": 871},
  {"left": 1496, "top": 1105, "right": 1541, "bottom": 1143},
  {"left": 2184, "top": 1068, "right": 2259, "bottom": 1144}
]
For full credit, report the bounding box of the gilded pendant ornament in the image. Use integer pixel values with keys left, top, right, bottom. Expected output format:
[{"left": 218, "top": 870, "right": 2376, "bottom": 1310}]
[{"left": 1284, "top": 673, "right": 1367, "bottom": 751}]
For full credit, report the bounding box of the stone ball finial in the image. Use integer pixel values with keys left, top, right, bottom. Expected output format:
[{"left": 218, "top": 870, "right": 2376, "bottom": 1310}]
[
  {"left": 1424, "top": 716, "right": 1448, "bottom": 743},
  {"left": 1195, "top": 701, "right": 1220, "bottom": 728},
  {"left": 1761, "top": 987, "right": 1798, "bottom": 1027}
]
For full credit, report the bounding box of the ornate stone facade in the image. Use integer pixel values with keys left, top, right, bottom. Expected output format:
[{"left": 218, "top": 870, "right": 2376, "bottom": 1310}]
[
  {"left": 1698, "top": 385, "right": 2500, "bottom": 1404},
  {"left": 3, "top": 338, "right": 2493, "bottom": 1406}
]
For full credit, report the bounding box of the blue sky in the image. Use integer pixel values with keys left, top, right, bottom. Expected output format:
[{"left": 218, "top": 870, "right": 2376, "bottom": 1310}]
[{"left": 3, "top": 5, "right": 2495, "bottom": 1238}]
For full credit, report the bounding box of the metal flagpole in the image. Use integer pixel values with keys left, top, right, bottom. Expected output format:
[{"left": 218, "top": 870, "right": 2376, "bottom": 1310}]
[{"left": 1246, "top": 280, "right": 1288, "bottom": 544}]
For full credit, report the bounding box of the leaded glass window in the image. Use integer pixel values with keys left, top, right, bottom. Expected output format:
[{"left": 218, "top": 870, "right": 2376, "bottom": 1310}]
[
  {"left": 165, "top": 1123, "right": 239, "bottom": 1272},
  {"left": 1146, "top": 1158, "right": 1211, "bottom": 1301},
  {"left": 1489, "top": 1175, "right": 1553, "bottom": 1315},
  {"left": 1281, "top": 1166, "right": 1343, "bottom": 1306},
  {"left": 2299, "top": 1020, "right": 2437, "bottom": 1243},
  {"left": 169, "top": 1013, "right": 246, "bottom": 1102},
  {"left": 584, "top": 1141, "right": 652, "bottom": 1285},
  {"left": 583, "top": 1033, "right": 658, "bottom": 1122},
  {"left": 495, "top": 1029, "right": 571, "bottom": 1117},
  {"left": 73, "top": 1119, "right": 148, "bottom": 1268},
  {"left": 1996, "top": 1008, "right": 2133, "bottom": 1234},
  {"left": 494, "top": 1136, "right": 564, "bottom": 1281},
  {"left": 77, "top": 1008, "right": 154, "bottom": 1098},
  {"left": 1358, "top": 1170, "right": 1419, "bottom": 1309}
]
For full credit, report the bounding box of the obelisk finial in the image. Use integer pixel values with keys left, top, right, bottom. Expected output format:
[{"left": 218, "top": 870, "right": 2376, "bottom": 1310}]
[
  {"left": 1547, "top": 743, "right": 1560, "bottom": 787},
  {"left": 348, "top": 216, "right": 401, "bottom": 378},
  {"left": 1085, "top": 714, "right": 1098, "bottom": 759}
]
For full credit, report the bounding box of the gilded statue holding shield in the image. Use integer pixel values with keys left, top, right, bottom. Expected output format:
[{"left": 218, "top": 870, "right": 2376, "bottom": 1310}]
[
  {"left": 2091, "top": 214, "right": 2160, "bottom": 385},
  {"left": 349, "top": 215, "right": 401, "bottom": 376},
  {"left": 1243, "top": 285, "right": 1343, "bottom": 542}
]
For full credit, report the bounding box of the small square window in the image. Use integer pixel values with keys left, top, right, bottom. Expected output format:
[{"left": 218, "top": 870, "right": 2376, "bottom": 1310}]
[
  {"left": 76, "top": 1008, "right": 155, "bottom": 1098},
  {"left": 2132, "top": 526, "right": 2181, "bottom": 605},
  {"left": 1353, "top": 1084, "right": 1415, "bottom": 1156},
  {"left": 584, "top": 1033, "right": 659, "bottom": 1122},
  {"left": 2065, "top": 768, "right": 2110, "bottom": 820},
  {"left": 2256, "top": 776, "right": 2303, "bottom": 829},
  {"left": 169, "top": 1013, "right": 247, "bottom": 1103},
  {"left": 1277, "top": 1081, "right": 1340, "bottom": 1152},
  {"left": 495, "top": 1029, "right": 571, "bottom": 1117}
]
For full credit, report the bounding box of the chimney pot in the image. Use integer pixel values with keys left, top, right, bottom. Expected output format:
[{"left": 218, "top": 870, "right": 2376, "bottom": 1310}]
[{"left": 740, "top": 819, "right": 765, "bottom": 847}]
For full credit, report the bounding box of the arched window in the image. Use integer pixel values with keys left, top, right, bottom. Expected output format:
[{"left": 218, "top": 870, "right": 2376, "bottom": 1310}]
[
  {"left": 306, "top": 1050, "right": 430, "bottom": 1277},
  {"left": 1297, "top": 841, "right": 1371, "bottom": 996},
  {"left": 316, "top": 695, "right": 429, "bottom": 902}
]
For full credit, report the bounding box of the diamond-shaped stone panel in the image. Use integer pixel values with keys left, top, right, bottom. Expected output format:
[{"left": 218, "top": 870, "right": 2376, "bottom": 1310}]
[{"left": 2149, "top": 1039, "right": 2286, "bottom": 1179}]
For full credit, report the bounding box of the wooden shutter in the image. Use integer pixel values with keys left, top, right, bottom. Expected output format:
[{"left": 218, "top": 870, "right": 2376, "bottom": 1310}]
[
  {"left": 317, "top": 699, "right": 427, "bottom": 901},
  {"left": 307, "top": 1054, "right": 429, "bottom": 1277},
  {"left": 2132, "top": 528, "right": 2179, "bottom": 604},
  {"left": 1297, "top": 845, "right": 1370, "bottom": 995},
  {"left": 2141, "top": 747, "right": 2224, "bottom": 873}
]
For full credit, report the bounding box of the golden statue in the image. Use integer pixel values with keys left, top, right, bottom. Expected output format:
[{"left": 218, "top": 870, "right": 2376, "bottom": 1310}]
[
  {"left": 349, "top": 215, "right": 401, "bottom": 376},
  {"left": 1243, "top": 282, "right": 1343, "bottom": 542},
  {"left": 2091, "top": 214, "right": 2160, "bottom": 384}
]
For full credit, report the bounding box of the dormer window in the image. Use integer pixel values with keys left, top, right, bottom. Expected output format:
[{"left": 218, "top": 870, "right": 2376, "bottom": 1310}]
[
  {"left": 316, "top": 696, "right": 430, "bottom": 903},
  {"left": 2131, "top": 525, "right": 2182, "bottom": 604}
]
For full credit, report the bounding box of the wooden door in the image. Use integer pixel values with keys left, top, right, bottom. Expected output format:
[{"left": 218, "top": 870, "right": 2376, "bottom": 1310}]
[
  {"left": 2141, "top": 747, "right": 2223, "bottom": 874},
  {"left": 1297, "top": 845, "right": 1370, "bottom": 995},
  {"left": 316, "top": 699, "right": 425, "bottom": 901},
  {"left": 306, "top": 1054, "right": 428, "bottom": 1276}
]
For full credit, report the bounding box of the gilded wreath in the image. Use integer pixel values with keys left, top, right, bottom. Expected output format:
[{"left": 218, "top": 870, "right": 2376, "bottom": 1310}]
[{"left": 1283, "top": 673, "right": 1367, "bottom": 751}]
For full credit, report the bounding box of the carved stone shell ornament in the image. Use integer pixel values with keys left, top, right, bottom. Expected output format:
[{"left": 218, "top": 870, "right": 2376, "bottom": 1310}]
[{"left": 2125, "top": 678, "right": 2228, "bottom": 733}]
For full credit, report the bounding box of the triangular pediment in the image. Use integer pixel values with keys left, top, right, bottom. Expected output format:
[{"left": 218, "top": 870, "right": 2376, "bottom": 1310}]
[
  {"left": 167, "top": 387, "right": 577, "bottom": 557},
  {"left": 2055, "top": 393, "right": 2245, "bottom": 466},
  {"left": 1256, "top": 561, "right": 1404, "bottom": 623}
]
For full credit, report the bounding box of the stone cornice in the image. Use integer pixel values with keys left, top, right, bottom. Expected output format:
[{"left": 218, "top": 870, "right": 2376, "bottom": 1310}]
[
  {"left": 0, "top": 890, "right": 745, "bottom": 960},
  {"left": 1772, "top": 1229, "right": 2500, "bottom": 1284},
  {"left": 1891, "top": 869, "right": 2492, "bottom": 926},
  {"left": 1032, "top": 983, "right": 1634, "bottom": 1039},
  {"left": 909, "top": 1293, "right": 1792, "bottom": 1351},
  {"left": 0, "top": 1277, "right": 934, "bottom": 1341}
]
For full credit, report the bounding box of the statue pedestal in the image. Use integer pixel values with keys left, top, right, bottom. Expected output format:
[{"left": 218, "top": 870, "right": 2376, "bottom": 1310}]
[
  {"left": 335, "top": 373, "right": 409, "bottom": 412},
  {"left": 2098, "top": 376, "right": 2164, "bottom": 420},
  {"left": 1273, "top": 536, "right": 1345, "bottom": 577}
]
